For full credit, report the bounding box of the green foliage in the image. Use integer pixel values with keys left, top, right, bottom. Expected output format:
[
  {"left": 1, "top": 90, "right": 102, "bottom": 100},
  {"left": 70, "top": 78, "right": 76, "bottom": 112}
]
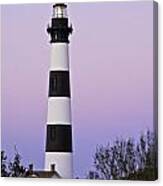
[{"left": 87, "top": 130, "right": 157, "bottom": 180}]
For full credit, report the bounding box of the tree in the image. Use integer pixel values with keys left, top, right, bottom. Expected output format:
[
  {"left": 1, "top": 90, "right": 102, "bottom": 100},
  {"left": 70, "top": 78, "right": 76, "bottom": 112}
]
[
  {"left": 1, "top": 147, "right": 27, "bottom": 177},
  {"left": 1, "top": 151, "right": 9, "bottom": 177},
  {"left": 8, "top": 146, "right": 27, "bottom": 177},
  {"left": 87, "top": 130, "right": 157, "bottom": 180}
]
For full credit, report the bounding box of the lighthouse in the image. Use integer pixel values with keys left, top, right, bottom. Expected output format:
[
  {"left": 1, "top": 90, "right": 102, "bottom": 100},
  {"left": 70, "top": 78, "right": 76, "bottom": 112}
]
[{"left": 45, "top": 3, "right": 73, "bottom": 179}]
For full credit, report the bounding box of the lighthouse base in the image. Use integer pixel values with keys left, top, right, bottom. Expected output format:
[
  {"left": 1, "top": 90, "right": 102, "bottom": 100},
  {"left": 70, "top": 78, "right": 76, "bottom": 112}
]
[{"left": 45, "top": 152, "right": 73, "bottom": 178}]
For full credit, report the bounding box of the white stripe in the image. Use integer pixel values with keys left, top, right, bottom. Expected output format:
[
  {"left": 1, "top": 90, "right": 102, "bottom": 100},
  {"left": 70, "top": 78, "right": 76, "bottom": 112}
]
[
  {"left": 45, "top": 152, "right": 73, "bottom": 178},
  {"left": 50, "top": 43, "right": 69, "bottom": 71},
  {"left": 47, "top": 97, "right": 71, "bottom": 125}
]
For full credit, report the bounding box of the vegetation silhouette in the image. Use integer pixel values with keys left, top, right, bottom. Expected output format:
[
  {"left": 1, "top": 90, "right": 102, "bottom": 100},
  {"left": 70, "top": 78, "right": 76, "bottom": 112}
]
[
  {"left": 86, "top": 130, "right": 157, "bottom": 180},
  {"left": 1, "top": 146, "right": 28, "bottom": 177}
]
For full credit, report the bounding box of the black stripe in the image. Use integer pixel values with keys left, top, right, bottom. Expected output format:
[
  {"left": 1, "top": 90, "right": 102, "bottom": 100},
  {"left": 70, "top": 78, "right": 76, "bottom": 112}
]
[
  {"left": 47, "top": 18, "right": 73, "bottom": 43},
  {"left": 49, "top": 71, "right": 70, "bottom": 97},
  {"left": 46, "top": 125, "right": 72, "bottom": 152}
]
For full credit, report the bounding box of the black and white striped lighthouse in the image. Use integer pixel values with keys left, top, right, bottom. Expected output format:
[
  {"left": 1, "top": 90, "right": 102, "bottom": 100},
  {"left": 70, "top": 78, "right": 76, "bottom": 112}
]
[{"left": 45, "top": 3, "right": 73, "bottom": 178}]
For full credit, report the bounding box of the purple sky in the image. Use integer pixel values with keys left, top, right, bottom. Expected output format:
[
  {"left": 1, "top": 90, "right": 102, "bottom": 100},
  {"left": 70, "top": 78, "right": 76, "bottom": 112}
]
[{"left": 1, "top": 1, "right": 154, "bottom": 178}]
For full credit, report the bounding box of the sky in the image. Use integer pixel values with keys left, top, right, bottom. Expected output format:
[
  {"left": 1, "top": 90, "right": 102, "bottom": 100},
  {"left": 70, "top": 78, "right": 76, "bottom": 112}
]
[{"left": 1, "top": 1, "right": 155, "bottom": 178}]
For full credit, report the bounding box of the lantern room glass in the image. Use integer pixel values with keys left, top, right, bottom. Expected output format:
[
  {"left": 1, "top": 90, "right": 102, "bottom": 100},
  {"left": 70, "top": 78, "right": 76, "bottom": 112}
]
[{"left": 53, "top": 4, "right": 67, "bottom": 18}]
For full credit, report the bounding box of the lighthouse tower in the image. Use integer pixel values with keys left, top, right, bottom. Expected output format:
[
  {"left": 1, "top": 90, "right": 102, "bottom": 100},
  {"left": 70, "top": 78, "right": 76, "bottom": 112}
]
[{"left": 45, "top": 4, "right": 73, "bottom": 178}]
